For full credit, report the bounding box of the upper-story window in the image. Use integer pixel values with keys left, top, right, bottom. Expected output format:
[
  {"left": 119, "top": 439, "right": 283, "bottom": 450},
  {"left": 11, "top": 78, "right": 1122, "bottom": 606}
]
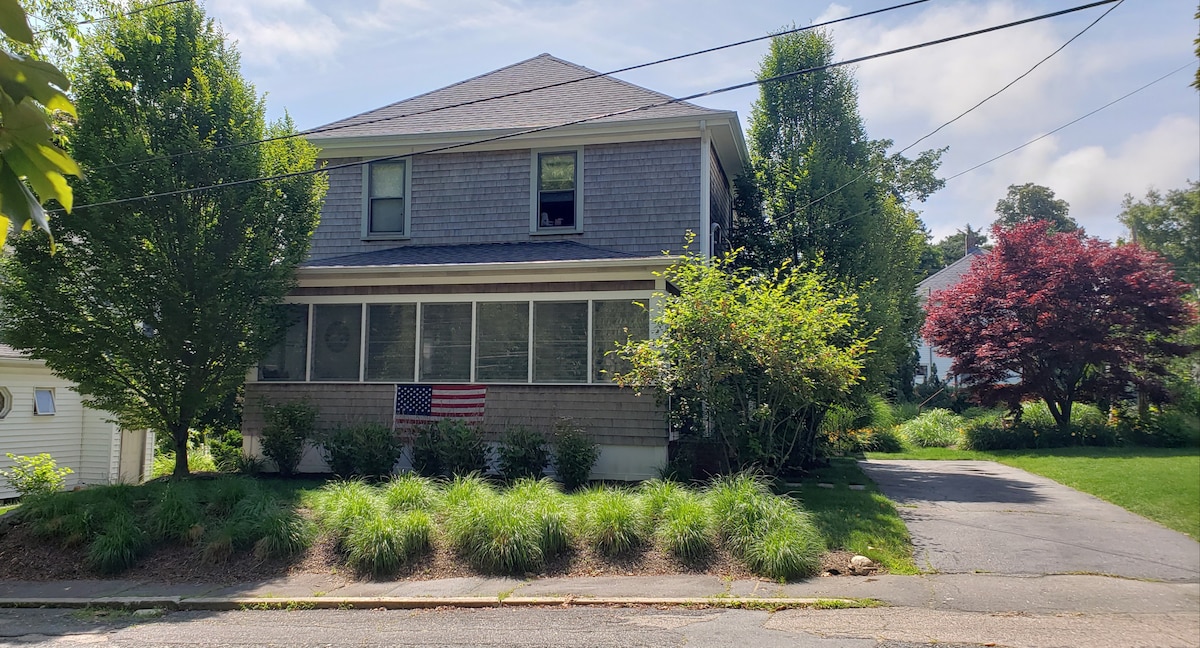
[
  {"left": 531, "top": 149, "right": 583, "bottom": 233},
  {"left": 363, "top": 159, "right": 410, "bottom": 239}
]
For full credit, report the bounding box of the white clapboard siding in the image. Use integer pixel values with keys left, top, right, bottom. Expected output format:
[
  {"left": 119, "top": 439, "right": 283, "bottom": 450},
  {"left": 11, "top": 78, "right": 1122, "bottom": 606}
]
[{"left": 0, "top": 355, "right": 132, "bottom": 500}]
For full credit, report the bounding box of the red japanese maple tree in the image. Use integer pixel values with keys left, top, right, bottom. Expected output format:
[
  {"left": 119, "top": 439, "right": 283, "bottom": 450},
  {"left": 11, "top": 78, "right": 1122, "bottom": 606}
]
[{"left": 922, "top": 221, "right": 1196, "bottom": 431}]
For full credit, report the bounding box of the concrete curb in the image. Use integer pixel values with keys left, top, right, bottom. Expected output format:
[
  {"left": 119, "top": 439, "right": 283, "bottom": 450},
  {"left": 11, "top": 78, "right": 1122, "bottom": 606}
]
[{"left": 0, "top": 596, "right": 865, "bottom": 611}]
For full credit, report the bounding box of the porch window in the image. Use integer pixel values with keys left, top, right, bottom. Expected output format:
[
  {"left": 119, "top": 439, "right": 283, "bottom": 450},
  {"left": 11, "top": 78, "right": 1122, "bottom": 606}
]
[
  {"left": 259, "top": 304, "right": 309, "bottom": 381},
  {"left": 311, "top": 304, "right": 362, "bottom": 381},
  {"left": 533, "top": 301, "right": 588, "bottom": 383},
  {"left": 366, "top": 304, "right": 417, "bottom": 381},
  {"left": 592, "top": 300, "right": 648, "bottom": 382},
  {"left": 420, "top": 303, "right": 472, "bottom": 382},
  {"left": 475, "top": 302, "right": 529, "bottom": 382}
]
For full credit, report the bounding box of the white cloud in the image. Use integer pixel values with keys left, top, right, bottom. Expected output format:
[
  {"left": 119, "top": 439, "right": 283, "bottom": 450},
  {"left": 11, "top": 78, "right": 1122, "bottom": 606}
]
[{"left": 207, "top": 0, "right": 344, "bottom": 68}]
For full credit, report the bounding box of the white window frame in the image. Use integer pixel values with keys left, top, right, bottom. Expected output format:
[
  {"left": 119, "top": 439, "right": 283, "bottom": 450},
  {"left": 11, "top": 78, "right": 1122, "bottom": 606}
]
[
  {"left": 529, "top": 147, "right": 584, "bottom": 234},
  {"left": 33, "top": 387, "right": 56, "bottom": 416},
  {"left": 362, "top": 158, "right": 412, "bottom": 240}
]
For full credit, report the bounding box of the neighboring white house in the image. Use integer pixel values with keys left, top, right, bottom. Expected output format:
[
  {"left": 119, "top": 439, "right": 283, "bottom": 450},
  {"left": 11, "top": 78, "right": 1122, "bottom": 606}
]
[
  {"left": 0, "top": 344, "right": 153, "bottom": 500},
  {"left": 916, "top": 250, "right": 985, "bottom": 384}
]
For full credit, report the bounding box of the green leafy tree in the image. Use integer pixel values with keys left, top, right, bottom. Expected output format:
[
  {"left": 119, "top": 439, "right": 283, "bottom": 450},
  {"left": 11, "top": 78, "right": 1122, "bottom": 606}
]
[
  {"left": 0, "top": 0, "right": 81, "bottom": 247},
  {"left": 0, "top": 1, "right": 326, "bottom": 477},
  {"left": 614, "top": 245, "right": 870, "bottom": 473},
  {"left": 993, "top": 182, "right": 1077, "bottom": 232},
  {"left": 1119, "top": 181, "right": 1199, "bottom": 287},
  {"left": 739, "top": 29, "right": 941, "bottom": 392}
]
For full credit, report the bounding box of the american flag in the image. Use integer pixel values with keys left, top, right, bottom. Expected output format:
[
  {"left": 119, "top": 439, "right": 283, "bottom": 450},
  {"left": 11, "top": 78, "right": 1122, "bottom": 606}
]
[{"left": 394, "top": 384, "right": 487, "bottom": 426}]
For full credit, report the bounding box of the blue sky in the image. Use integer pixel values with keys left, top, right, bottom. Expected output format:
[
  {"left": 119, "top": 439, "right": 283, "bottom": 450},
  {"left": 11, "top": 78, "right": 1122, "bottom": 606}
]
[{"left": 203, "top": 0, "right": 1199, "bottom": 242}]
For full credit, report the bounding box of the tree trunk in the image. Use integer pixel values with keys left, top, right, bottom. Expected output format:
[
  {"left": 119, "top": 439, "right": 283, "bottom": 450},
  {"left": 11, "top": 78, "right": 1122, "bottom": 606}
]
[
  {"left": 171, "top": 422, "right": 190, "bottom": 477},
  {"left": 1059, "top": 399, "right": 1074, "bottom": 440}
]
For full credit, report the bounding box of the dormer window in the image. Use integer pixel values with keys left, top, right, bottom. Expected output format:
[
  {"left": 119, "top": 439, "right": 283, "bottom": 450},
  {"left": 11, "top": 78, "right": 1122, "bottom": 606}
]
[
  {"left": 531, "top": 148, "right": 583, "bottom": 233},
  {"left": 363, "top": 159, "right": 410, "bottom": 239}
]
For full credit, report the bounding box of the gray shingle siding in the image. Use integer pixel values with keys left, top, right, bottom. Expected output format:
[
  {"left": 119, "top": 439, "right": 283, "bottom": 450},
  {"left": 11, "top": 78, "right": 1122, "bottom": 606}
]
[
  {"left": 307, "top": 139, "right": 701, "bottom": 261},
  {"left": 709, "top": 146, "right": 732, "bottom": 235}
]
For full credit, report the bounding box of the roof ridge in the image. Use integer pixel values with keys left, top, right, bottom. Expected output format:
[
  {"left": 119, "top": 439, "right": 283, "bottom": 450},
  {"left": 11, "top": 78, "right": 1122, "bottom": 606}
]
[{"left": 542, "top": 54, "right": 720, "bottom": 114}]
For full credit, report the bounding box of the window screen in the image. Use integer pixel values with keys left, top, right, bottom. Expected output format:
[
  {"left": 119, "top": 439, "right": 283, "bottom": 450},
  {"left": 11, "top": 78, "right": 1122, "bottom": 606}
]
[
  {"left": 369, "top": 160, "right": 406, "bottom": 235},
  {"left": 311, "top": 304, "right": 362, "bottom": 381},
  {"left": 259, "top": 304, "right": 309, "bottom": 381},
  {"left": 420, "top": 303, "right": 472, "bottom": 382},
  {"left": 34, "top": 388, "right": 56, "bottom": 415},
  {"left": 592, "top": 300, "right": 648, "bottom": 382},
  {"left": 366, "top": 304, "right": 417, "bottom": 381},
  {"left": 533, "top": 301, "right": 588, "bottom": 383},
  {"left": 476, "top": 302, "right": 529, "bottom": 382}
]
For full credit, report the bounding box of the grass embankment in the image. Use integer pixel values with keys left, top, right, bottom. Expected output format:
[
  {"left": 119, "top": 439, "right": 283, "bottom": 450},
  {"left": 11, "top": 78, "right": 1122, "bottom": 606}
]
[
  {"left": 785, "top": 458, "right": 917, "bottom": 574},
  {"left": 7, "top": 473, "right": 830, "bottom": 581},
  {"left": 0, "top": 504, "right": 17, "bottom": 516},
  {"left": 866, "top": 446, "right": 1200, "bottom": 540}
]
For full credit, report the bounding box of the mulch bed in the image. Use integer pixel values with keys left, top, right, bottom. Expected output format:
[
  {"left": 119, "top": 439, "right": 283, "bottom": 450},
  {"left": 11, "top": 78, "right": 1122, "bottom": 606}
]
[{"left": 0, "top": 516, "right": 872, "bottom": 584}]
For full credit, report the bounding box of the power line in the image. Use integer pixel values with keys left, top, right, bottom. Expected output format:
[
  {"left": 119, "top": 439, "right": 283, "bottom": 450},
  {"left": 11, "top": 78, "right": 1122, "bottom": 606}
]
[
  {"left": 32, "top": 0, "right": 192, "bottom": 36},
  {"left": 89, "top": 0, "right": 932, "bottom": 173},
  {"left": 64, "top": 0, "right": 1119, "bottom": 214},
  {"left": 944, "top": 62, "right": 1193, "bottom": 181},
  {"left": 770, "top": 0, "right": 1123, "bottom": 228}
]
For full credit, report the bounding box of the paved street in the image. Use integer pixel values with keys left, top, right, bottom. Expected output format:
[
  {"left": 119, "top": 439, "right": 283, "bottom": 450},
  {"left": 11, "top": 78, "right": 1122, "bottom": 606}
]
[
  {"left": 0, "top": 606, "right": 1197, "bottom": 648},
  {"left": 859, "top": 460, "right": 1200, "bottom": 581}
]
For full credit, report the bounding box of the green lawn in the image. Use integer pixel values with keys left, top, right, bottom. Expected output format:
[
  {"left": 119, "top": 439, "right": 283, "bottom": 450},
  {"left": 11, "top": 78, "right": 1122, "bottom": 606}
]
[
  {"left": 865, "top": 446, "right": 1200, "bottom": 540},
  {"left": 784, "top": 458, "right": 918, "bottom": 574},
  {"left": 0, "top": 504, "right": 17, "bottom": 516}
]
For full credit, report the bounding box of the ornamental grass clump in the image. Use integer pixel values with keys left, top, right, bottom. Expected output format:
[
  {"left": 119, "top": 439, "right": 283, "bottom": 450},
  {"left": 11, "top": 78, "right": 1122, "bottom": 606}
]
[
  {"left": 895, "top": 409, "right": 963, "bottom": 448},
  {"left": 653, "top": 490, "right": 713, "bottom": 561},
  {"left": 86, "top": 513, "right": 147, "bottom": 575},
  {"left": 345, "top": 509, "right": 432, "bottom": 576},
  {"left": 575, "top": 486, "right": 647, "bottom": 556},
  {"left": 442, "top": 473, "right": 495, "bottom": 511},
  {"left": 706, "top": 473, "right": 823, "bottom": 580},
  {"left": 506, "top": 477, "right": 571, "bottom": 555},
  {"left": 146, "top": 482, "right": 204, "bottom": 543},
  {"left": 444, "top": 490, "right": 544, "bottom": 574},
  {"left": 311, "top": 481, "right": 380, "bottom": 541},
  {"left": 383, "top": 473, "right": 442, "bottom": 513},
  {"left": 252, "top": 508, "right": 314, "bottom": 560}
]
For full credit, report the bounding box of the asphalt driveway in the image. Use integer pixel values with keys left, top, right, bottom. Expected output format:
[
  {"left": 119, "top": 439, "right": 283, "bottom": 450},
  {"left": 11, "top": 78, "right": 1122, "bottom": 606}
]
[{"left": 858, "top": 460, "right": 1200, "bottom": 582}]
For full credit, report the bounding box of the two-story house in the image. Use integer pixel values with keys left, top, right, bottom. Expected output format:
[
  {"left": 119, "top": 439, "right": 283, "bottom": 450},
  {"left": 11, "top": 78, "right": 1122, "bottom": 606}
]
[{"left": 241, "top": 54, "right": 748, "bottom": 480}]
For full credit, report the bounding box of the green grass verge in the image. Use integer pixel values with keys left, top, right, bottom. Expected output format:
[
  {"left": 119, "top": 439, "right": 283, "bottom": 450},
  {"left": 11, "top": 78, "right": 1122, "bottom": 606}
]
[
  {"left": 0, "top": 504, "right": 18, "bottom": 516},
  {"left": 866, "top": 446, "right": 1200, "bottom": 540},
  {"left": 784, "top": 458, "right": 917, "bottom": 574}
]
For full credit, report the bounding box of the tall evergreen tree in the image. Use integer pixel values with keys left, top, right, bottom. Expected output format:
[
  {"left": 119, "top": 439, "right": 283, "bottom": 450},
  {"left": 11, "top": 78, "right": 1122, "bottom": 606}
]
[
  {"left": 0, "top": 1, "right": 326, "bottom": 476},
  {"left": 739, "top": 29, "right": 943, "bottom": 391}
]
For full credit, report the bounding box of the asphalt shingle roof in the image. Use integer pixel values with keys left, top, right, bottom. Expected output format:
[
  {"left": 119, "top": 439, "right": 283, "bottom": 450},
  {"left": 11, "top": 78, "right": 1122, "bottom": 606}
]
[
  {"left": 308, "top": 54, "right": 724, "bottom": 140},
  {"left": 917, "top": 249, "right": 985, "bottom": 303},
  {"left": 301, "top": 241, "right": 647, "bottom": 268}
]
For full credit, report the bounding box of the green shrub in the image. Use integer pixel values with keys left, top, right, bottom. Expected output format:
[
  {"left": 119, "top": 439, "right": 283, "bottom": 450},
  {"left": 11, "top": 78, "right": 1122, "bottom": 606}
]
[
  {"left": 895, "top": 409, "right": 963, "bottom": 448},
  {"left": 862, "top": 394, "right": 897, "bottom": 430},
  {"left": 261, "top": 401, "right": 318, "bottom": 477},
  {"left": 1118, "top": 409, "right": 1199, "bottom": 448},
  {"left": 205, "top": 477, "right": 260, "bottom": 517},
  {"left": 311, "top": 481, "right": 380, "bottom": 541},
  {"left": 639, "top": 479, "right": 686, "bottom": 525},
  {"left": 442, "top": 473, "right": 495, "bottom": 510},
  {"left": 437, "top": 419, "right": 490, "bottom": 477},
  {"left": 497, "top": 426, "right": 548, "bottom": 481},
  {"left": 706, "top": 473, "right": 775, "bottom": 553},
  {"left": 1021, "top": 401, "right": 1118, "bottom": 447},
  {"left": 383, "top": 473, "right": 441, "bottom": 512},
  {"left": 408, "top": 424, "right": 443, "bottom": 478},
  {"left": 321, "top": 422, "right": 404, "bottom": 478},
  {"left": 862, "top": 427, "right": 904, "bottom": 452},
  {"left": 1, "top": 453, "right": 73, "bottom": 499},
  {"left": 891, "top": 402, "right": 920, "bottom": 424},
  {"left": 206, "top": 429, "right": 244, "bottom": 472},
  {"left": 575, "top": 487, "right": 646, "bottom": 556},
  {"left": 86, "top": 513, "right": 147, "bottom": 574},
  {"left": 961, "top": 411, "right": 1033, "bottom": 450},
  {"left": 552, "top": 419, "right": 598, "bottom": 491}
]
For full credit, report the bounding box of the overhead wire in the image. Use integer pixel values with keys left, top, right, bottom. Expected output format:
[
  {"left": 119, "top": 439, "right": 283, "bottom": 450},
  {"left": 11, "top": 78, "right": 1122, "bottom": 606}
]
[
  {"left": 88, "top": 0, "right": 933, "bottom": 173},
  {"left": 31, "top": 0, "right": 193, "bottom": 36},
  {"left": 769, "top": 0, "right": 1124, "bottom": 231},
  {"left": 62, "top": 0, "right": 1119, "bottom": 214}
]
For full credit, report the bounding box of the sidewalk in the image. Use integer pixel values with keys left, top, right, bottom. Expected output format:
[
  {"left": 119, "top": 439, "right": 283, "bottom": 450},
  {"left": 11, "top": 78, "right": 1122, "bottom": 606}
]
[{"left": 1, "top": 572, "right": 1197, "bottom": 615}]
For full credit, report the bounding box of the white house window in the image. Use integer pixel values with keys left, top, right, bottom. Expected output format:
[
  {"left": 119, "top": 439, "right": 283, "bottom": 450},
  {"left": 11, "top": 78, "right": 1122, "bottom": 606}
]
[
  {"left": 33, "top": 388, "right": 56, "bottom": 415},
  {"left": 531, "top": 149, "right": 582, "bottom": 232},
  {"left": 0, "top": 387, "right": 11, "bottom": 418},
  {"left": 366, "top": 304, "right": 417, "bottom": 381},
  {"left": 311, "top": 304, "right": 362, "bottom": 381},
  {"left": 420, "top": 303, "right": 472, "bottom": 382},
  {"left": 475, "top": 302, "right": 529, "bottom": 382},
  {"left": 259, "top": 304, "right": 309, "bottom": 381},
  {"left": 364, "top": 159, "right": 409, "bottom": 238}
]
